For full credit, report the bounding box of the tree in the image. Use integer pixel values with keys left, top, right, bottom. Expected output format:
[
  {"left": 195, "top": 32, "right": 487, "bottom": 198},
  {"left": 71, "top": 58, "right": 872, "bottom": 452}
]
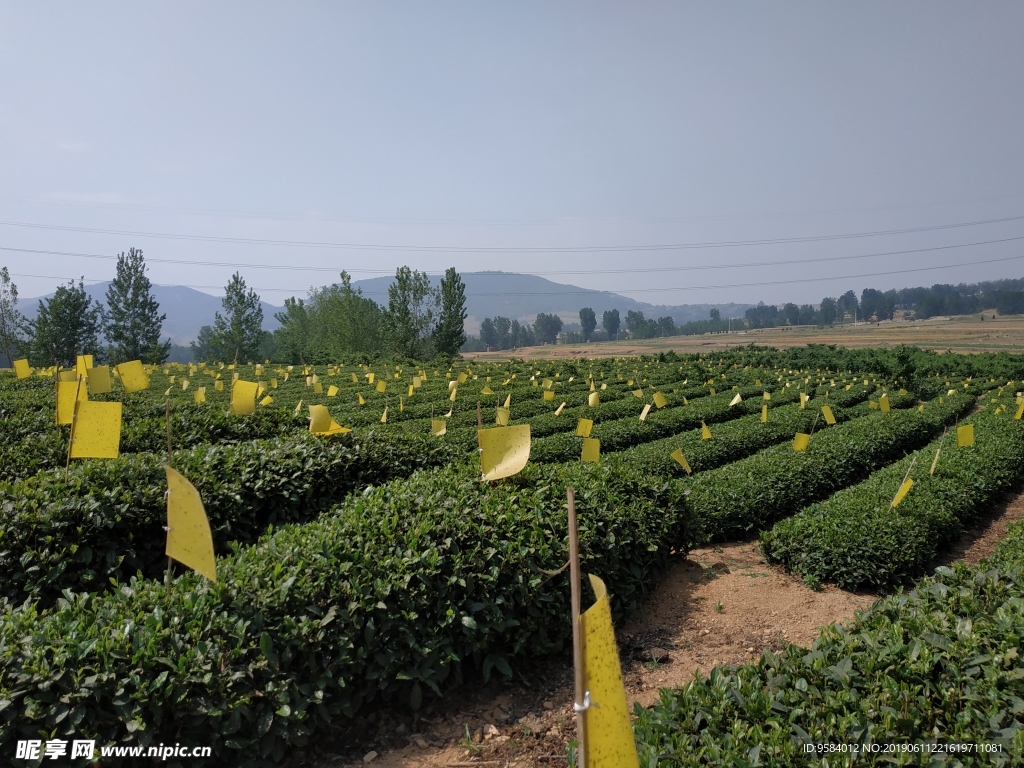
[
  {"left": 207, "top": 272, "right": 264, "bottom": 363},
  {"left": 709, "top": 308, "right": 720, "bottom": 321},
  {"left": 104, "top": 248, "right": 170, "bottom": 364},
  {"left": 479, "top": 318, "right": 497, "bottom": 348},
  {"left": 0, "top": 267, "right": 27, "bottom": 365},
  {"left": 191, "top": 324, "right": 227, "bottom": 362},
  {"left": 602, "top": 309, "right": 620, "bottom": 340},
  {"left": 837, "top": 290, "right": 859, "bottom": 323},
  {"left": 273, "top": 297, "right": 310, "bottom": 364},
  {"left": 579, "top": 307, "right": 597, "bottom": 342},
  {"left": 29, "top": 278, "right": 105, "bottom": 367},
  {"left": 306, "top": 271, "right": 383, "bottom": 360},
  {"left": 819, "top": 297, "right": 838, "bottom": 326},
  {"left": 534, "top": 312, "right": 563, "bottom": 344},
  {"left": 385, "top": 266, "right": 437, "bottom": 359},
  {"left": 433, "top": 267, "right": 467, "bottom": 358},
  {"left": 783, "top": 303, "right": 800, "bottom": 326},
  {"left": 657, "top": 316, "right": 675, "bottom": 336}
]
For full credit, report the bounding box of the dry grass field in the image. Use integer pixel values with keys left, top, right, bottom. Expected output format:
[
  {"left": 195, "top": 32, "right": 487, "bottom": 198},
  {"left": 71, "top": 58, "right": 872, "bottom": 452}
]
[{"left": 465, "top": 312, "right": 1024, "bottom": 361}]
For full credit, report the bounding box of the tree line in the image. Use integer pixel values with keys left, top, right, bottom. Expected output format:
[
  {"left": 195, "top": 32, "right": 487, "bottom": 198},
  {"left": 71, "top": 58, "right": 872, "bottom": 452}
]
[
  {"left": 0, "top": 249, "right": 172, "bottom": 367},
  {"left": 264, "top": 266, "right": 467, "bottom": 364}
]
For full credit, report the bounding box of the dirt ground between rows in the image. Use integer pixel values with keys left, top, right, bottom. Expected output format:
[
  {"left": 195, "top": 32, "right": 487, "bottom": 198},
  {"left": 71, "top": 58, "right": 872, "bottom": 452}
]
[{"left": 302, "top": 488, "right": 1024, "bottom": 768}]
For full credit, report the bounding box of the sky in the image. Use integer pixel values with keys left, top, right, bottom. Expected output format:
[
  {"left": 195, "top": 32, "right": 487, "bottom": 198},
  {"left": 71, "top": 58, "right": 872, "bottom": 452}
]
[{"left": 2, "top": 2, "right": 1024, "bottom": 308}]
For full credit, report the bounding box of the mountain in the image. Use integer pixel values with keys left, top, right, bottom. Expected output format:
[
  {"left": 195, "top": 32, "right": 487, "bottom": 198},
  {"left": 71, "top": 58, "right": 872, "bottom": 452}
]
[
  {"left": 16, "top": 283, "right": 283, "bottom": 345},
  {"left": 15, "top": 272, "right": 751, "bottom": 343}
]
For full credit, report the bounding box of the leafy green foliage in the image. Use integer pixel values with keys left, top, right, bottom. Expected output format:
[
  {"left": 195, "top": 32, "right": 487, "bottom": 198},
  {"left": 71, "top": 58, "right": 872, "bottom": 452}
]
[
  {"left": 104, "top": 248, "right": 171, "bottom": 364},
  {"left": 763, "top": 400, "right": 1024, "bottom": 589},
  {"left": 27, "top": 278, "right": 105, "bottom": 367},
  {"left": 633, "top": 563, "right": 1024, "bottom": 765},
  {"left": 0, "top": 462, "right": 686, "bottom": 762}
]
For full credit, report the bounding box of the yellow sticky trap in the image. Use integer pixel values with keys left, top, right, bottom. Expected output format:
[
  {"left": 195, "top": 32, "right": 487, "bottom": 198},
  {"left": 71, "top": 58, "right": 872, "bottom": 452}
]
[
  {"left": 309, "top": 404, "right": 351, "bottom": 436},
  {"left": 503, "top": 393, "right": 511, "bottom": 409},
  {"left": 116, "top": 360, "right": 149, "bottom": 392},
  {"left": 86, "top": 365, "right": 112, "bottom": 395},
  {"left": 632, "top": 389, "right": 643, "bottom": 399},
  {"left": 899, "top": 388, "right": 908, "bottom": 396},
  {"left": 230, "top": 380, "right": 258, "bottom": 415},
  {"left": 761, "top": 404, "right": 768, "bottom": 423},
  {"left": 380, "top": 407, "right": 388, "bottom": 424},
  {"left": 312, "top": 382, "right": 323, "bottom": 394},
  {"left": 357, "top": 393, "right": 365, "bottom": 405},
  {"left": 373, "top": 380, "right": 385, "bottom": 393},
  {"left": 413, "top": 376, "right": 421, "bottom": 388},
  {"left": 869, "top": 400, "right": 878, "bottom": 410},
  {"left": 799, "top": 393, "right": 809, "bottom": 409},
  {"left": 670, "top": 448, "right": 692, "bottom": 475},
  {"left": 181, "top": 378, "right": 190, "bottom": 391},
  {"left": 56, "top": 380, "right": 88, "bottom": 425},
  {"left": 710, "top": 388, "right": 716, "bottom": 396},
  {"left": 271, "top": 378, "right": 278, "bottom": 389},
  {"left": 956, "top": 424, "right": 975, "bottom": 447},
  {"left": 845, "top": 384, "right": 852, "bottom": 391},
  {"left": 430, "top": 419, "right": 447, "bottom": 436},
  {"left": 581, "top": 437, "right": 600, "bottom": 463},
  {"left": 449, "top": 388, "right": 458, "bottom": 402},
  {"left": 579, "top": 574, "right": 641, "bottom": 768},
  {"left": 653, "top": 392, "right": 668, "bottom": 409},
  {"left": 13, "top": 358, "right": 31, "bottom": 379},
  {"left": 701, "top": 421, "right": 712, "bottom": 440},
  {"left": 892, "top": 477, "right": 914, "bottom": 508},
  {"left": 918, "top": 404, "right": 925, "bottom": 412},
  {"left": 588, "top": 392, "right": 600, "bottom": 407},
  {"left": 351, "top": 372, "right": 358, "bottom": 383},
  {"left": 683, "top": 397, "right": 689, "bottom": 405},
  {"left": 576, "top": 418, "right": 594, "bottom": 438},
  {"left": 627, "top": 379, "right": 634, "bottom": 386},
  {"left": 482, "top": 386, "right": 494, "bottom": 395},
  {"left": 542, "top": 378, "right": 553, "bottom": 390},
  {"left": 879, "top": 394, "right": 890, "bottom": 413},
  {"left": 639, "top": 404, "right": 651, "bottom": 422},
  {"left": 75, "top": 354, "right": 93, "bottom": 376},
  {"left": 457, "top": 372, "right": 468, "bottom": 384},
  {"left": 496, "top": 407, "right": 510, "bottom": 426},
  {"left": 555, "top": 402, "right": 566, "bottom": 416},
  {"left": 294, "top": 399, "right": 304, "bottom": 414},
  {"left": 165, "top": 466, "right": 217, "bottom": 582},
  {"left": 70, "top": 400, "right": 122, "bottom": 459},
  {"left": 821, "top": 406, "right": 836, "bottom": 425},
  {"left": 260, "top": 395, "right": 273, "bottom": 406},
  {"left": 169, "top": 375, "right": 176, "bottom": 384},
  {"left": 408, "top": 385, "right": 414, "bottom": 397},
  {"left": 600, "top": 382, "right": 607, "bottom": 390},
  {"left": 327, "top": 385, "right": 339, "bottom": 397},
  {"left": 947, "top": 389, "right": 956, "bottom": 396},
  {"left": 930, "top": 447, "right": 941, "bottom": 475},
  {"left": 194, "top": 387, "right": 206, "bottom": 403},
  {"left": 729, "top": 393, "right": 742, "bottom": 406},
  {"left": 367, "top": 372, "right": 375, "bottom": 384},
  {"left": 1016, "top": 402, "right": 1024, "bottom": 420},
  {"left": 478, "top": 424, "right": 531, "bottom": 481},
  {"left": 399, "top": 397, "right": 404, "bottom": 412},
  {"left": 793, "top": 433, "right": 810, "bottom": 451},
  {"left": 543, "top": 390, "right": 555, "bottom": 402}
]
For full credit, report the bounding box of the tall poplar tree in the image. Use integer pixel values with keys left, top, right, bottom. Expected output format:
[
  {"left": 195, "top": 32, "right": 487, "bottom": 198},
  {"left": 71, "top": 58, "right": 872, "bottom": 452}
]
[
  {"left": 105, "top": 248, "right": 171, "bottom": 363},
  {"left": 210, "top": 272, "right": 264, "bottom": 362},
  {"left": 0, "top": 267, "right": 27, "bottom": 365},
  {"left": 433, "top": 267, "right": 467, "bottom": 357}
]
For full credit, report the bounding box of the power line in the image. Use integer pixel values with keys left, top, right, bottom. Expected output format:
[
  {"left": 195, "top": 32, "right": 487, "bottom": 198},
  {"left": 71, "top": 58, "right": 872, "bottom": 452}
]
[
  {"left": 0, "top": 212, "right": 1022, "bottom": 253},
  {"left": 3, "top": 233, "right": 1024, "bottom": 276},
  {"left": 13, "top": 252, "right": 1024, "bottom": 298}
]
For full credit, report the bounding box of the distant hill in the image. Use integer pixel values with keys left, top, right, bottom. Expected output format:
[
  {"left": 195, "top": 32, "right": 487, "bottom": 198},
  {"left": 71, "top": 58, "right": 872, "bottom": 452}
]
[
  {"left": 16, "top": 283, "right": 283, "bottom": 345},
  {"left": 15, "top": 272, "right": 751, "bottom": 343}
]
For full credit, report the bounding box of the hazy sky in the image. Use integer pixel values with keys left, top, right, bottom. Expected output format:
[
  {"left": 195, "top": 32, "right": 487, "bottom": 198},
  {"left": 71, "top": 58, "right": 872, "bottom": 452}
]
[{"left": 2, "top": 2, "right": 1024, "bottom": 307}]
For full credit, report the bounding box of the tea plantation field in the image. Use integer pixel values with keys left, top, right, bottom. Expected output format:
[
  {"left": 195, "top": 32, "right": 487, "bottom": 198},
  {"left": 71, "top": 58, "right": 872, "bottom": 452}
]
[{"left": 2, "top": 347, "right": 1023, "bottom": 765}]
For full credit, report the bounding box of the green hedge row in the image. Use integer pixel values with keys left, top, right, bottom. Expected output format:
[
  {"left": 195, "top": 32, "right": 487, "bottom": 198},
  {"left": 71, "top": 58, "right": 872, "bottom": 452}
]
[
  {"left": 683, "top": 391, "right": 977, "bottom": 546},
  {"left": 633, "top": 560, "right": 1024, "bottom": 765},
  {"left": 762, "top": 402, "right": 1024, "bottom": 590},
  {"left": 0, "top": 462, "right": 687, "bottom": 764},
  {"left": 0, "top": 430, "right": 464, "bottom": 606},
  {"left": 612, "top": 383, "right": 878, "bottom": 478}
]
